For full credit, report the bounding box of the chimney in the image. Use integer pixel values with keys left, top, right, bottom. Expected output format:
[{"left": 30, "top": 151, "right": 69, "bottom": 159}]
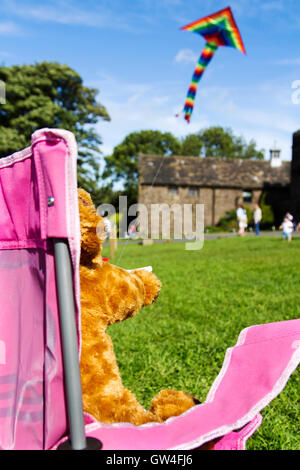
[{"left": 269, "top": 142, "right": 281, "bottom": 168}]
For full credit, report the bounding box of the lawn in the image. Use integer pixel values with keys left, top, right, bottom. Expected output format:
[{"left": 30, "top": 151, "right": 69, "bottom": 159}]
[{"left": 102, "top": 236, "right": 300, "bottom": 450}]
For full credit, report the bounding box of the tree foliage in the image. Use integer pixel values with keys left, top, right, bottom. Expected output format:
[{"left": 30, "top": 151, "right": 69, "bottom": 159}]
[
  {"left": 103, "top": 130, "right": 181, "bottom": 204},
  {"left": 0, "top": 61, "right": 110, "bottom": 189},
  {"left": 103, "top": 127, "right": 264, "bottom": 205},
  {"left": 181, "top": 126, "right": 264, "bottom": 159},
  {"left": 180, "top": 133, "right": 203, "bottom": 157}
]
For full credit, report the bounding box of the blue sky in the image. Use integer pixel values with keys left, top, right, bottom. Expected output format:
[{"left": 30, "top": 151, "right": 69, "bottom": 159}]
[{"left": 1, "top": 0, "right": 300, "bottom": 168}]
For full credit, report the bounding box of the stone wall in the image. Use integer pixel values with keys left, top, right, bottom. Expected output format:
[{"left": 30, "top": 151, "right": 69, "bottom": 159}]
[
  {"left": 138, "top": 184, "right": 265, "bottom": 236},
  {"left": 137, "top": 135, "right": 298, "bottom": 233}
]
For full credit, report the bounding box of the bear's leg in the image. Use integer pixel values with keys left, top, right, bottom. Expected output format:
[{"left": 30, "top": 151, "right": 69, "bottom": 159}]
[
  {"left": 149, "top": 389, "right": 199, "bottom": 422},
  {"left": 80, "top": 330, "right": 160, "bottom": 426},
  {"left": 83, "top": 386, "right": 159, "bottom": 426}
]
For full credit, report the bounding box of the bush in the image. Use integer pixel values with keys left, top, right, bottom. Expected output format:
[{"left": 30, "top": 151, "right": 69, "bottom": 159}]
[
  {"left": 217, "top": 209, "right": 238, "bottom": 232},
  {"left": 216, "top": 199, "right": 274, "bottom": 232},
  {"left": 260, "top": 193, "right": 275, "bottom": 229},
  {"left": 205, "top": 225, "right": 224, "bottom": 233},
  {"left": 244, "top": 205, "right": 254, "bottom": 225}
]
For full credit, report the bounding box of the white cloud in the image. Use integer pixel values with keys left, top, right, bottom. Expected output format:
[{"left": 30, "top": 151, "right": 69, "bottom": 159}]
[
  {"left": 0, "top": 21, "right": 20, "bottom": 35},
  {"left": 91, "top": 69, "right": 297, "bottom": 164},
  {"left": 3, "top": 0, "right": 130, "bottom": 31},
  {"left": 174, "top": 48, "right": 198, "bottom": 64},
  {"left": 152, "top": 96, "right": 169, "bottom": 105},
  {"left": 241, "top": 128, "right": 291, "bottom": 162},
  {"left": 273, "top": 58, "right": 300, "bottom": 66},
  {"left": 3, "top": 0, "right": 149, "bottom": 33},
  {"left": 95, "top": 75, "right": 209, "bottom": 157},
  {"left": 192, "top": 84, "right": 296, "bottom": 161},
  {"left": 260, "top": 1, "right": 284, "bottom": 11},
  {"left": 0, "top": 50, "right": 11, "bottom": 57}
]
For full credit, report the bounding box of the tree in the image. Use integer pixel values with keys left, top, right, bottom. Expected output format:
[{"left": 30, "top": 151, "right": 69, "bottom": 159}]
[
  {"left": 181, "top": 133, "right": 203, "bottom": 156},
  {"left": 103, "top": 127, "right": 264, "bottom": 208},
  {"left": 103, "top": 130, "right": 182, "bottom": 204},
  {"left": 0, "top": 62, "right": 110, "bottom": 189},
  {"left": 89, "top": 182, "right": 124, "bottom": 210},
  {"left": 181, "top": 126, "right": 264, "bottom": 160}
]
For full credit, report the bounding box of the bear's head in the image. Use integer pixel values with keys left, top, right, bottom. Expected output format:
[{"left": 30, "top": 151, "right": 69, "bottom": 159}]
[{"left": 78, "top": 188, "right": 105, "bottom": 266}]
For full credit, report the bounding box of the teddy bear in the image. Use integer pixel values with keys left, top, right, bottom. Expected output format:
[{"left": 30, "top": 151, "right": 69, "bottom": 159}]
[{"left": 78, "top": 188, "right": 198, "bottom": 426}]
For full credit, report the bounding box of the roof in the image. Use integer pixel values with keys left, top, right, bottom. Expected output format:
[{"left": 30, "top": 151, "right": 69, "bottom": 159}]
[{"left": 138, "top": 154, "right": 291, "bottom": 189}]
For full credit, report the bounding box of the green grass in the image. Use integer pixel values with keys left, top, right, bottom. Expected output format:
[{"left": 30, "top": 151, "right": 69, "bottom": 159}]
[{"left": 102, "top": 237, "right": 300, "bottom": 450}]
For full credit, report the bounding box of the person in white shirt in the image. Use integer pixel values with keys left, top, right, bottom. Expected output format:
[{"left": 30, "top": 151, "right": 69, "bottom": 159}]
[
  {"left": 285, "top": 212, "right": 296, "bottom": 231},
  {"left": 103, "top": 217, "right": 112, "bottom": 240},
  {"left": 236, "top": 204, "right": 248, "bottom": 236},
  {"left": 279, "top": 217, "right": 293, "bottom": 242},
  {"left": 253, "top": 203, "right": 262, "bottom": 236}
]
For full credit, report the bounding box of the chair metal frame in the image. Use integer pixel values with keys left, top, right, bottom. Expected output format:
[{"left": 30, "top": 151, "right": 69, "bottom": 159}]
[{"left": 54, "top": 239, "right": 101, "bottom": 450}]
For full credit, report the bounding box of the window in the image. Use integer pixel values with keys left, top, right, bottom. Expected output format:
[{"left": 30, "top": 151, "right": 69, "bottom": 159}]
[
  {"left": 168, "top": 186, "right": 178, "bottom": 195},
  {"left": 242, "top": 190, "right": 252, "bottom": 203},
  {"left": 188, "top": 187, "right": 199, "bottom": 197}
]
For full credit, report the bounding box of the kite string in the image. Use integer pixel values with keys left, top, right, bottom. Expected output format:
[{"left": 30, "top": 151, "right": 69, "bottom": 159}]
[
  {"left": 116, "top": 154, "right": 167, "bottom": 265},
  {"left": 182, "top": 42, "right": 218, "bottom": 123}
]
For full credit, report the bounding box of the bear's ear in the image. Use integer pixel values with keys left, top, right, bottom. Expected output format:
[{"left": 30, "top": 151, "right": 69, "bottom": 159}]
[
  {"left": 78, "top": 188, "right": 104, "bottom": 266},
  {"left": 78, "top": 188, "right": 94, "bottom": 207}
]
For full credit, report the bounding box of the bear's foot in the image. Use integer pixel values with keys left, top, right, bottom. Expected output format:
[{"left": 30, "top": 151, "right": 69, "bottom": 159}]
[{"left": 150, "top": 389, "right": 200, "bottom": 422}]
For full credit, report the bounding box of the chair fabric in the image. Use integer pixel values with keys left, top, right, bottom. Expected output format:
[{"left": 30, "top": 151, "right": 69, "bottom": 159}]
[
  {"left": 0, "top": 128, "right": 299, "bottom": 450},
  {"left": 54, "top": 319, "right": 299, "bottom": 450},
  {"left": 0, "top": 129, "right": 81, "bottom": 450}
]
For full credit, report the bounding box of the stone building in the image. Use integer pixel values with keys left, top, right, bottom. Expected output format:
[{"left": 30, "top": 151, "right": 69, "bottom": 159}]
[{"left": 138, "top": 149, "right": 292, "bottom": 235}]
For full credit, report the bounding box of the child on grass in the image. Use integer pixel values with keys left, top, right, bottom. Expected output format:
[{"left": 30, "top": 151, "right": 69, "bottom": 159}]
[
  {"left": 236, "top": 204, "right": 248, "bottom": 236},
  {"left": 279, "top": 217, "right": 294, "bottom": 242}
]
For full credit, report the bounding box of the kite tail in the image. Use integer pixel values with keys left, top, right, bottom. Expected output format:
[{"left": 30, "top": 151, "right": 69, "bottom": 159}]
[{"left": 183, "top": 42, "right": 218, "bottom": 123}]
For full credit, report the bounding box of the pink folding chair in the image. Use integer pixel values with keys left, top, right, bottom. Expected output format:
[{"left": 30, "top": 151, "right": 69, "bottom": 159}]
[{"left": 0, "top": 128, "right": 299, "bottom": 450}]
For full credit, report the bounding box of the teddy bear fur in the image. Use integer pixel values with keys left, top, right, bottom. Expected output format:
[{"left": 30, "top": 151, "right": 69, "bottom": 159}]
[{"left": 78, "top": 188, "right": 197, "bottom": 425}]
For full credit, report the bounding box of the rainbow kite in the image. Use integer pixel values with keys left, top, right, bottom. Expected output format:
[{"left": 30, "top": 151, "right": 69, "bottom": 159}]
[{"left": 180, "top": 6, "right": 246, "bottom": 123}]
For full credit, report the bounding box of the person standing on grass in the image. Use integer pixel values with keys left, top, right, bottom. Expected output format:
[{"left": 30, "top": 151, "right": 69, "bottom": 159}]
[
  {"left": 128, "top": 223, "right": 137, "bottom": 239},
  {"left": 279, "top": 217, "right": 294, "bottom": 242},
  {"left": 285, "top": 212, "right": 296, "bottom": 229},
  {"left": 236, "top": 203, "right": 248, "bottom": 236},
  {"left": 253, "top": 203, "right": 262, "bottom": 236},
  {"left": 103, "top": 216, "right": 112, "bottom": 241}
]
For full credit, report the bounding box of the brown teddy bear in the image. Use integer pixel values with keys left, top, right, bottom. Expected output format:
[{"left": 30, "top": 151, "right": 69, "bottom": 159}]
[{"left": 78, "top": 188, "right": 198, "bottom": 426}]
